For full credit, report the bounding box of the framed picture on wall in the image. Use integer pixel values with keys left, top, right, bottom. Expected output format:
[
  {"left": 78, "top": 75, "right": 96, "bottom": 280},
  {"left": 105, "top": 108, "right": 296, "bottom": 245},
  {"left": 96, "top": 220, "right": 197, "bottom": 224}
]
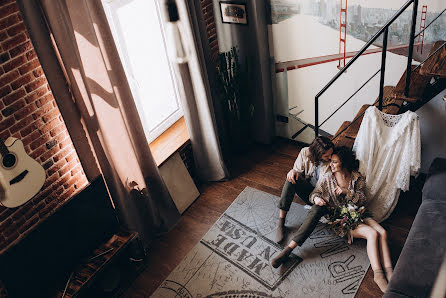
[{"left": 219, "top": 2, "right": 248, "bottom": 25}]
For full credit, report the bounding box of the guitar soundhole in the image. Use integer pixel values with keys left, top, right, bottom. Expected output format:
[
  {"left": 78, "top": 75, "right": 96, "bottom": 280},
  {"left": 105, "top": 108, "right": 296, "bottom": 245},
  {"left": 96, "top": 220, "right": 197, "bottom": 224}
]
[{"left": 3, "top": 153, "right": 16, "bottom": 168}]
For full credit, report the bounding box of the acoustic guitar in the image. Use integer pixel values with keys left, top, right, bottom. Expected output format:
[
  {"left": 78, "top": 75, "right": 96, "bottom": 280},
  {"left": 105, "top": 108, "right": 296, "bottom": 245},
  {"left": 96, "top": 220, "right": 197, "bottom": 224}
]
[{"left": 0, "top": 137, "right": 46, "bottom": 208}]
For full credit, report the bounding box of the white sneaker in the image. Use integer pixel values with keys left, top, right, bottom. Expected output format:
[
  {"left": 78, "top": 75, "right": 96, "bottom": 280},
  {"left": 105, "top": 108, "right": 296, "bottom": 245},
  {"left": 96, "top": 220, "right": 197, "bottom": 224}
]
[{"left": 304, "top": 205, "right": 312, "bottom": 210}]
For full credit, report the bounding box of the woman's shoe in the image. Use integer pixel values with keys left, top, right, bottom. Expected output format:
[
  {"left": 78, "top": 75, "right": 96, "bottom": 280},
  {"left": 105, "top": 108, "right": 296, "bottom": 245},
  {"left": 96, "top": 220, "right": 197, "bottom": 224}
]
[{"left": 271, "top": 246, "right": 293, "bottom": 268}]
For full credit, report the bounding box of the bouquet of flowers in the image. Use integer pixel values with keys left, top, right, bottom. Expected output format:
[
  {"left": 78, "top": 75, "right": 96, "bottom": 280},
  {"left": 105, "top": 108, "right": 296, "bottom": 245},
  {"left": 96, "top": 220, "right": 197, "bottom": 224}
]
[{"left": 327, "top": 201, "right": 369, "bottom": 240}]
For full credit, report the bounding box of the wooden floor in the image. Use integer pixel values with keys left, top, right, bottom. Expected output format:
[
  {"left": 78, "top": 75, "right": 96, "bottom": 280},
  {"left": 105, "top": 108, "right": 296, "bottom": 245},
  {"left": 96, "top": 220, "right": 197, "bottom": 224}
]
[{"left": 123, "top": 139, "right": 424, "bottom": 298}]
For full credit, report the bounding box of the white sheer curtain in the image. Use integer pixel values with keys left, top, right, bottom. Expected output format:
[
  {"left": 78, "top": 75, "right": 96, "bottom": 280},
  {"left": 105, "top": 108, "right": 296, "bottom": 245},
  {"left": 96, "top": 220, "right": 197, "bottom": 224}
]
[
  {"left": 17, "top": 0, "right": 180, "bottom": 248},
  {"left": 162, "top": 0, "right": 229, "bottom": 181}
]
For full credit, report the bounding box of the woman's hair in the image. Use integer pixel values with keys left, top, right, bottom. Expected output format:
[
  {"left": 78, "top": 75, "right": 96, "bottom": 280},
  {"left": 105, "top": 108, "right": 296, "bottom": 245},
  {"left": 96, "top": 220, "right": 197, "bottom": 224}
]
[
  {"left": 308, "top": 136, "right": 334, "bottom": 164},
  {"left": 333, "top": 146, "right": 360, "bottom": 172}
]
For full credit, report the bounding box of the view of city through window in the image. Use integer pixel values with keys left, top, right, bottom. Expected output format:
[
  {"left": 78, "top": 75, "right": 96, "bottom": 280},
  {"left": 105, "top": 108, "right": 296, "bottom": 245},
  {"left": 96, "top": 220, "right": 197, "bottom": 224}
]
[{"left": 270, "top": 0, "right": 446, "bottom": 48}]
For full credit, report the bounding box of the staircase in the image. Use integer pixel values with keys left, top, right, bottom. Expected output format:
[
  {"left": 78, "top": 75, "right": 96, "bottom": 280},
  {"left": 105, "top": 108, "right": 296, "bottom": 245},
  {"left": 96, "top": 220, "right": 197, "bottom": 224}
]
[
  {"left": 332, "top": 41, "right": 446, "bottom": 149},
  {"left": 279, "top": 0, "right": 446, "bottom": 146},
  {"left": 332, "top": 40, "right": 446, "bottom": 148}
]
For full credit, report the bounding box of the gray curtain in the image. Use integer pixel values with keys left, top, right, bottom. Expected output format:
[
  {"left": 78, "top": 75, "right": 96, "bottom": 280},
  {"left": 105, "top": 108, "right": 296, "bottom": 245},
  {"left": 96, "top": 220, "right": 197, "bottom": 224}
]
[
  {"left": 162, "top": 0, "right": 229, "bottom": 181},
  {"left": 212, "top": 0, "right": 275, "bottom": 144},
  {"left": 17, "top": 0, "right": 180, "bottom": 248}
]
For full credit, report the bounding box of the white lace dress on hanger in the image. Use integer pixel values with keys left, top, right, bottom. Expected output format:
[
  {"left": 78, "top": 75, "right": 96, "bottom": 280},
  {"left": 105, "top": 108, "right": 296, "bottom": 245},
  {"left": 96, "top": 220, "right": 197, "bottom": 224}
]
[{"left": 352, "top": 106, "right": 420, "bottom": 222}]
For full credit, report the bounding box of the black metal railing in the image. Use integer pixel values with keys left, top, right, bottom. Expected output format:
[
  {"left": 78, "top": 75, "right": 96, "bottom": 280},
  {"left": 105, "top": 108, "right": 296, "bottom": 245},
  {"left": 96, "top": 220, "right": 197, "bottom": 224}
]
[
  {"left": 329, "top": 39, "right": 446, "bottom": 142},
  {"left": 314, "top": 0, "right": 418, "bottom": 137},
  {"left": 404, "top": 0, "right": 420, "bottom": 98},
  {"left": 319, "top": 69, "right": 380, "bottom": 130},
  {"left": 378, "top": 28, "right": 389, "bottom": 111}
]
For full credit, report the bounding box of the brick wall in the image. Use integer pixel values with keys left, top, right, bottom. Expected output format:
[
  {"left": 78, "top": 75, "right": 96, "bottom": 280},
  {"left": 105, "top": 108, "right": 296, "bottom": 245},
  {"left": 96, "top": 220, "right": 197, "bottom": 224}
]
[
  {"left": 0, "top": 0, "right": 88, "bottom": 253},
  {"left": 200, "top": 0, "right": 219, "bottom": 60}
]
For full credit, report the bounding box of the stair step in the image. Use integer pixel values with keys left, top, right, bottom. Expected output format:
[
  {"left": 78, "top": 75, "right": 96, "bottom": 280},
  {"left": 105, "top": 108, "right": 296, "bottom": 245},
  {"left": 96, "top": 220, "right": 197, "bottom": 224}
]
[
  {"left": 333, "top": 135, "right": 355, "bottom": 149},
  {"left": 393, "top": 65, "right": 431, "bottom": 102},
  {"left": 332, "top": 103, "right": 370, "bottom": 147},
  {"left": 332, "top": 121, "right": 351, "bottom": 147},
  {"left": 420, "top": 40, "right": 446, "bottom": 78},
  {"left": 343, "top": 104, "right": 370, "bottom": 139},
  {"left": 354, "top": 104, "right": 371, "bottom": 119},
  {"left": 392, "top": 94, "right": 418, "bottom": 104},
  {"left": 332, "top": 120, "right": 356, "bottom": 149},
  {"left": 382, "top": 85, "right": 395, "bottom": 100},
  {"left": 383, "top": 103, "right": 402, "bottom": 115},
  {"left": 332, "top": 121, "right": 351, "bottom": 140},
  {"left": 379, "top": 86, "right": 398, "bottom": 105},
  {"left": 328, "top": 40, "right": 445, "bottom": 150},
  {"left": 374, "top": 86, "right": 402, "bottom": 114}
]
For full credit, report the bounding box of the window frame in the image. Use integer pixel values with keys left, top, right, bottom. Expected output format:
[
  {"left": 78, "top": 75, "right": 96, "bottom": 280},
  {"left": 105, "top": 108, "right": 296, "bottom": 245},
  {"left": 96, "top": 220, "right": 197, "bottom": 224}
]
[{"left": 102, "top": 0, "right": 183, "bottom": 143}]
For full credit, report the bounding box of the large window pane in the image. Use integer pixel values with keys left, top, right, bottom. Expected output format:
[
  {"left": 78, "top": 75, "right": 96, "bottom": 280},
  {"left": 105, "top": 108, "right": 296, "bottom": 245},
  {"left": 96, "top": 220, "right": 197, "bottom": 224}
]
[{"left": 103, "top": 0, "right": 182, "bottom": 142}]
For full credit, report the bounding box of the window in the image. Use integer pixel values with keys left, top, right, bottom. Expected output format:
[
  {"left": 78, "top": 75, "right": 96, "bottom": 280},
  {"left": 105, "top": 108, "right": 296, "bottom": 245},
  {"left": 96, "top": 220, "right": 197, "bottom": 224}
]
[{"left": 102, "top": 0, "right": 182, "bottom": 143}]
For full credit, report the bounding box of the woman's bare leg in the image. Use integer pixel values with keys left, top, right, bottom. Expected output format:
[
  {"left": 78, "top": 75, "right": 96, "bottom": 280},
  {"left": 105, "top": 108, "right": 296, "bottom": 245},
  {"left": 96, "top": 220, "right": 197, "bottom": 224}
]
[
  {"left": 351, "top": 224, "right": 380, "bottom": 270},
  {"left": 365, "top": 218, "right": 393, "bottom": 280},
  {"left": 351, "top": 223, "right": 388, "bottom": 292}
]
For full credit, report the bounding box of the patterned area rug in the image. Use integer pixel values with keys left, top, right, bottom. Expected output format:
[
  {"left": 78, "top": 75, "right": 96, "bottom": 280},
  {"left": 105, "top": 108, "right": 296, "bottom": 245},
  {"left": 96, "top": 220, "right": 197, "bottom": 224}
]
[{"left": 151, "top": 187, "right": 370, "bottom": 297}]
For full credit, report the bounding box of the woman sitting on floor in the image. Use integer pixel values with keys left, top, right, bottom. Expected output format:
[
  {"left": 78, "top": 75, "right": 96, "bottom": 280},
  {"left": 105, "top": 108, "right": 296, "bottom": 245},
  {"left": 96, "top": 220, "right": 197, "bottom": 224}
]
[{"left": 272, "top": 146, "right": 393, "bottom": 293}]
